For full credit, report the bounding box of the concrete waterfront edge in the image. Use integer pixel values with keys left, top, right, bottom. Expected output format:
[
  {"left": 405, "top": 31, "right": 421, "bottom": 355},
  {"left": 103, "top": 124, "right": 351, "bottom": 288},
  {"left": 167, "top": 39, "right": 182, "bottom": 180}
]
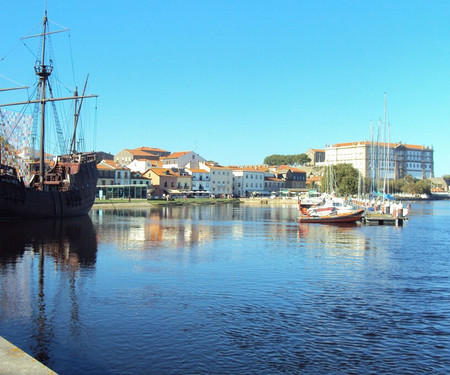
[{"left": 0, "top": 336, "right": 57, "bottom": 375}]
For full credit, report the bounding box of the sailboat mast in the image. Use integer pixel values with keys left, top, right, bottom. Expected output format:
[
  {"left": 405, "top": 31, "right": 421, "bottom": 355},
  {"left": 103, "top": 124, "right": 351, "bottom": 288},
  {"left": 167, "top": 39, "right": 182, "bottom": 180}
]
[{"left": 382, "top": 92, "right": 387, "bottom": 198}]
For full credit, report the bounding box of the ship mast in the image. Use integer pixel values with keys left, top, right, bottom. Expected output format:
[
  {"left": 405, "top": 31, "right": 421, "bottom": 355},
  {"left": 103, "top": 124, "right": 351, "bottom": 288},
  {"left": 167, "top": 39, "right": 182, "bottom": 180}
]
[
  {"left": 0, "top": 11, "right": 97, "bottom": 187},
  {"left": 35, "top": 11, "right": 52, "bottom": 184}
]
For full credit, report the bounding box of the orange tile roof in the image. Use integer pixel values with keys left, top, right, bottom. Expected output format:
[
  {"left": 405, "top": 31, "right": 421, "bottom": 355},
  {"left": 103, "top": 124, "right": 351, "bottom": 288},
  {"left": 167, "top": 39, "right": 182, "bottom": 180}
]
[
  {"left": 290, "top": 167, "right": 306, "bottom": 173},
  {"left": 165, "top": 151, "right": 190, "bottom": 159},
  {"left": 209, "top": 165, "right": 232, "bottom": 170},
  {"left": 149, "top": 168, "right": 176, "bottom": 177},
  {"left": 128, "top": 150, "right": 158, "bottom": 157},
  {"left": 96, "top": 163, "right": 113, "bottom": 170},
  {"left": 99, "top": 160, "right": 129, "bottom": 170},
  {"left": 131, "top": 147, "right": 169, "bottom": 153},
  {"left": 149, "top": 168, "right": 192, "bottom": 178},
  {"left": 232, "top": 167, "right": 266, "bottom": 172},
  {"left": 188, "top": 169, "right": 209, "bottom": 173}
]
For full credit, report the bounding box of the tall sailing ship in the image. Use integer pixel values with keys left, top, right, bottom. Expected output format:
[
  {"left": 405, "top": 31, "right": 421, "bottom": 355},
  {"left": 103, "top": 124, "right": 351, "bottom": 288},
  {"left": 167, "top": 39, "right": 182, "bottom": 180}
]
[{"left": 0, "top": 12, "right": 98, "bottom": 218}]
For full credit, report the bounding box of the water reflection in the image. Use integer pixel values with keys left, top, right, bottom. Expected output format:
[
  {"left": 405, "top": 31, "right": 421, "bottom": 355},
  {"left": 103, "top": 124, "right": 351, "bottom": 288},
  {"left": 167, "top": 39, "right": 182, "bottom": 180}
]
[
  {"left": 91, "top": 205, "right": 372, "bottom": 258},
  {"left": 1, "top": 202, "right": 448, "bottom": 374},
  {"left": 0, "top": 216, "right": 97, "bottom": 365},
  {"left": 0, "top": 215, "right": 97, "bottom": 266}
]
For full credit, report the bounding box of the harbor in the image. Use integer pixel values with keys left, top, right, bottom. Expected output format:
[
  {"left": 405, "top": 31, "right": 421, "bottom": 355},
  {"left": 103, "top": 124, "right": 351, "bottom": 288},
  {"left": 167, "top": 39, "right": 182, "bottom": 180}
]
[
  {"left": 1, "top": 201, "right": 449, "bottom": 374},
  {"left": 1, "top": 3, "right": 449, "bottom": 374}
]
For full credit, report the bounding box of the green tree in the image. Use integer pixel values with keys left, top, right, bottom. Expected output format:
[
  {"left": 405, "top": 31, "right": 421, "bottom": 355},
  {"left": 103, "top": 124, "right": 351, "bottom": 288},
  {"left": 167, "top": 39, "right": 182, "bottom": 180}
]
[
  {"left": 264, "top": 153, "right": 311, "bottom": 166},
  {"left": 321, "top": 163, "right": 359, "bottom": 196}
]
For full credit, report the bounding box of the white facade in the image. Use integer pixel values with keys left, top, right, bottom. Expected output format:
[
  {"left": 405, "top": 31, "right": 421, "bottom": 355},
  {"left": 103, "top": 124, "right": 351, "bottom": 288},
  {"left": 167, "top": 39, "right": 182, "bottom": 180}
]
[
  {"left": 114, "top": 168, "right": 131, "bottom": 185},
  {"left": 97, "top": 160, "right": 130, "bottom": 185},
  {"left": 232, "top": 169, "right": 266, "bottom": 197},
  {"left": 199, "top": 162, "right": 233, "bottom": 196},
  {"left": 127, "top": 159, "right": 156, "bottom": 174},
  {"left": 186, "top": 169, "right": 211, "bottom": 192},
  {"left": 324, "top": 141, "right": 434, "bottom": 180},
  {"left": 130, "top": 172, "right": 151, "bottom": 187},
  {"left": 163, "top": 151, "right": 206, "bottom": 169}
]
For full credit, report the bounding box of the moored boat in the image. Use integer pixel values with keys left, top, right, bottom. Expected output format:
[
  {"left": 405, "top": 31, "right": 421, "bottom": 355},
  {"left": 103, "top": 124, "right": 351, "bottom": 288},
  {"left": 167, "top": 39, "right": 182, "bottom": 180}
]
[
  {"left": 298, "top": 208, "right": 365, "bottom": 224},
  {"left": 0, "top": 11, "right": 98, "bottom": 219}
]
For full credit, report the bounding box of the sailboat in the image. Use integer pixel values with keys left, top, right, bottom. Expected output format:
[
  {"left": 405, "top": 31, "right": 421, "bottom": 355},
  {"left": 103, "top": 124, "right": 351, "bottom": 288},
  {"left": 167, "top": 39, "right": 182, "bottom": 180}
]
[{"left": 0, "top": 12, "right": 98, "bottom": 219}]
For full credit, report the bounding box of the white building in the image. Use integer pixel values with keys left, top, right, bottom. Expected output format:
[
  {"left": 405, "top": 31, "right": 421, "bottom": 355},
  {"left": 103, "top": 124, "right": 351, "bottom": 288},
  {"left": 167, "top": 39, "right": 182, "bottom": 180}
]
[
  {"left": 231, "top": 168, "right": 266, "bottom": 197},
  {"left": 162, "top": 151, "right": 206, "bottom": 169},
  {"left": 186, "top": 168, "right": 211, "bottom": 195},
  {"left": 97, "top": 160, "right": 130, "bottom": 185},
  {"left": 127, "top": 159, "right": 157, "bottom": 174},
  {"left": 325, "top": 141, "right": 434, "bottom": 180},
  {"left": 130, "top": 171, "right": 152, "bottom": 187},
  {"left": 199, "top": 162, "right": 233, "bottom": 196}
]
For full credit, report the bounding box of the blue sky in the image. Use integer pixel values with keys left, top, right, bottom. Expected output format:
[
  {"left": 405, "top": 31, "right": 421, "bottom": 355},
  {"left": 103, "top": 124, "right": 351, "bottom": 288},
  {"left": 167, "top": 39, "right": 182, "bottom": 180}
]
[{"left": 1, "top": 1, "right": 450, "bottom": 176}]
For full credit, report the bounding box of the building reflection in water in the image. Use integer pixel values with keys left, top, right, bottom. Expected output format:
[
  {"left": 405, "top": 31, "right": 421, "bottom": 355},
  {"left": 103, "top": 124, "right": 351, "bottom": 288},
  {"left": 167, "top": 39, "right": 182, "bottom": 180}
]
[
  {"left": 0, "top": 215, "right": 97, "bottom": 365},
  {"left": 91, "top": 204, "right": 371, "bottom": 259}
]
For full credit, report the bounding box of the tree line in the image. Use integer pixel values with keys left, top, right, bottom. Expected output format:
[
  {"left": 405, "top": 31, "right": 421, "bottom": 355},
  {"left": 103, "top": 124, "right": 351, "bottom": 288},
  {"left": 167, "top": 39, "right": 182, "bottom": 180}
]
[
  {"left": 263, "top": 154, "right": 311, "bottom": 166},
  {"left": 318, "top": 163, "right": 432, "bottom": 196}
]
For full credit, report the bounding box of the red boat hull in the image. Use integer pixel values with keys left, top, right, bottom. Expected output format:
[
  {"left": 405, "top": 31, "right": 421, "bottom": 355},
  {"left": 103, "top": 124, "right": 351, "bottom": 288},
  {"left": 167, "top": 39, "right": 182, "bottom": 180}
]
[{"left": 299, "top": 209, "right": 365, "bottom": 224}]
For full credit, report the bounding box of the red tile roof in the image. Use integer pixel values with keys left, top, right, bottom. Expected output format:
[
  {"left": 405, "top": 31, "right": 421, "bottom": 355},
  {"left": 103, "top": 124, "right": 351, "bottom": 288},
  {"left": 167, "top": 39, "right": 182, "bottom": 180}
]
[{"left": 165, "top": 151, "right": 190, "bottom": 159}]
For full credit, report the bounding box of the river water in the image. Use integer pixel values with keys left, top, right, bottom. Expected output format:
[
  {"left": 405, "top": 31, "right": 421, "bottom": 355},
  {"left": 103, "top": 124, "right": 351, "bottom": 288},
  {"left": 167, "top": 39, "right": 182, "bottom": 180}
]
[{"left": 0, "top": 201, "right": 449, "bottom": 374}]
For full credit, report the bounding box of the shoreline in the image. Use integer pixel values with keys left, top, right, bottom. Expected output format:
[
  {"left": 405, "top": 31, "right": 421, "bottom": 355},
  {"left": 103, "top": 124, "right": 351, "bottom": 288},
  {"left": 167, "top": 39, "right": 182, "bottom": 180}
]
[
  {"left": 91, "top": 197, "right": 301, "bottom": 209},
  {"left": 92, "top": 198, "right": 241, "bottom": 209}
]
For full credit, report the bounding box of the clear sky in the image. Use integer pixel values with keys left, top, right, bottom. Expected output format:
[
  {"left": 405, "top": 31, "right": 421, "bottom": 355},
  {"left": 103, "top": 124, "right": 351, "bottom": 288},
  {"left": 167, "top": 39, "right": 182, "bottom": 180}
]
[{"left": 2, "top": 1, "right": 450, "bottom": 176}]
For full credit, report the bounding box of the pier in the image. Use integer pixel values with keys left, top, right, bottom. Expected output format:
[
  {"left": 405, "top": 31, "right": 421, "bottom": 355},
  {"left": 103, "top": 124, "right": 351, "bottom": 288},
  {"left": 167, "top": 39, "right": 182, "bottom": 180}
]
[
  {"left": 362, "top": 213, "right": 407, "bottom": 226},
  {"left": 0, "top": 336, "right": 57, "bottom": 374}
]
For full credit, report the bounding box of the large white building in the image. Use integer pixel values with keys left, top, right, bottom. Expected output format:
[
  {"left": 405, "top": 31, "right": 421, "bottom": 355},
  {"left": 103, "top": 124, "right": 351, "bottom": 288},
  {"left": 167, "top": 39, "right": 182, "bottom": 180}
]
[
  {"left": 324, "top": 141, "right": 434, "bottom": 180},
  {"left": 199, "top": 162, "right": 233, "bottom": 196},
  {"left": 162, "top": 151, "right": 206, "bottom": 169},
  {"left": 231, "top": 167, "right": 266, "bottom": 197}
]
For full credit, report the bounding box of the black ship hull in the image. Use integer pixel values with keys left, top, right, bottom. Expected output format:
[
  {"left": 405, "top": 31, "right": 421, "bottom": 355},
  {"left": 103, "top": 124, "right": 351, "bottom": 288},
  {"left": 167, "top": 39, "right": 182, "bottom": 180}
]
[{"left": 0, "top": 153, "right": 98, "bottom": 219}]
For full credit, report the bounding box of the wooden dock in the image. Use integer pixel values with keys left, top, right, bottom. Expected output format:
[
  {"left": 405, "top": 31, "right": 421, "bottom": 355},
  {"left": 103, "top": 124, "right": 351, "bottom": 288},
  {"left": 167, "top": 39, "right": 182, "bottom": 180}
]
[{"left": 363, "top": 213, "right": 407, "bottom": 226}]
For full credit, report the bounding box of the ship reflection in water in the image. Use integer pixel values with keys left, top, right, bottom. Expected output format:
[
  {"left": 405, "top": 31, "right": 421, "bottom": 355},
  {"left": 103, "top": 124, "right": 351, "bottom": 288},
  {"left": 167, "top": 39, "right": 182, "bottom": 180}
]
[{"left": 0, "top": 216, "right": 97, "bottom": 365}]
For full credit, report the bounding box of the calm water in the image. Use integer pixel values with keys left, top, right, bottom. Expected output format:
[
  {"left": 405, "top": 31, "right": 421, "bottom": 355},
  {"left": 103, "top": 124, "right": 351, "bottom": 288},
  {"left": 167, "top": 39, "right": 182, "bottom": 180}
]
[{"left": 0, "top": 201, "right": 449, "bottom": 374}]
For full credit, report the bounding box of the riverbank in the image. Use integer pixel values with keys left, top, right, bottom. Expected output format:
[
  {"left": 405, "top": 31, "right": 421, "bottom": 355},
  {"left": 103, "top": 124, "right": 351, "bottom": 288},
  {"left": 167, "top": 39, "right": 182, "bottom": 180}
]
[{"left": 93, "top": 198, "right": 240, "bottom": 209}]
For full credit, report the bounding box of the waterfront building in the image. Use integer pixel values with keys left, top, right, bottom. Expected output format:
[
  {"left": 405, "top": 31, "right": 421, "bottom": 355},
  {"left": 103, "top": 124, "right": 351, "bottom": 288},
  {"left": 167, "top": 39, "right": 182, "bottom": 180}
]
[
  {"left": 231, "top": 167, "right": 266, "bottom": 197},
  {"left": 162, "top": 151, "right": 206, "bottom": 169},
  {"left": 271, "top": 165, "right": 307, "bottom": 190},
  {"left": 324, "top": 141, "right": 434, "bottom": 179},
  {"left": 130, "top": 171, "right": 152, "bottom": 187},
  {"left": 144, "top": 168, "right": 192, "bottom": 198},
  {"left": 199, "top": 162, "right": 233, "bottom": 197},
  {"left": 97, "top": 160, "right": 130, "bottom": 185},
  {"left": 186, "top": 168, "right": 211, "bottom": 197},
  {"left": 264, "top": 176, "right": 285, "bottom": 193},
  {"left": 115, "top": 147, "right": 170, "bottom": 165},
  {"left": 127, "top": 159, "right": 159, "bottom": 174},
  {"left": 97, "top": 160, "right": 148, "bottom": 199}
]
